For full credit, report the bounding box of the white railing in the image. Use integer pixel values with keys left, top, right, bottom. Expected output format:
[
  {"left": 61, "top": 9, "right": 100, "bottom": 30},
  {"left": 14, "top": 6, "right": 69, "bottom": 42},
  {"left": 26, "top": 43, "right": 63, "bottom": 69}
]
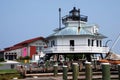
[{"left": 44, "top": 45, "right": 109, "bottom": 54}]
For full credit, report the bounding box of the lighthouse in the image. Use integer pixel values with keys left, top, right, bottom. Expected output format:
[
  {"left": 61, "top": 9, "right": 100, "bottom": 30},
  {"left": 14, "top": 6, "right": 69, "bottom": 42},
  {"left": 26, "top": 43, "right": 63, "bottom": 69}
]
[{"left": 44, "top": 7, "right": 109, "bottom": 62}]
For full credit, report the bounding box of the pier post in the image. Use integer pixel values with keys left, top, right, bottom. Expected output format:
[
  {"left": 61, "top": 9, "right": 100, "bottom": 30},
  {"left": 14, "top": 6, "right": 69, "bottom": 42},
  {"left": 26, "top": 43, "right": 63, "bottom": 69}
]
[
  {"left": 101, "top": 63, "right": 111, "bottom": 80},
  {"left": 118, "top": 64, "right": 120, "bottom": 80},
  {"left": 72, "top": 63, "right": 79, "bottom": 80},
  {"left": 53, "top": 64, "right": 58, "bottom": 77},
  {"left": 63, "top": 65, "right": 68, "bottom": 80},
  {"left": 85, "top": 62, "right": 92, "bottom": 80}
]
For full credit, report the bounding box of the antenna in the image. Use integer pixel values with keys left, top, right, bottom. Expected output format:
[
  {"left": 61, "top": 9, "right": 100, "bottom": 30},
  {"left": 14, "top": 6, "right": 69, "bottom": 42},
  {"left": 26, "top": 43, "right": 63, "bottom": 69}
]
[
  {"left": 78, "top": 9, "right": 80, "bottom": 33},
  {"left": 59, "top": 8, "right": 61, "bottom": 30},
  {"left": 78, "top": 9, "right": 80, "bottom": 27}
]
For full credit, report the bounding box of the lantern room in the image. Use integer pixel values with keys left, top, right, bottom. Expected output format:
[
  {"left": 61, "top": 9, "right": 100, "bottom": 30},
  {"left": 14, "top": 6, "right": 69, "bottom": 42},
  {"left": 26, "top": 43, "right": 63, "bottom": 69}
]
[{"left": 62, "top": 7, "right": 88, "bottom": 24}]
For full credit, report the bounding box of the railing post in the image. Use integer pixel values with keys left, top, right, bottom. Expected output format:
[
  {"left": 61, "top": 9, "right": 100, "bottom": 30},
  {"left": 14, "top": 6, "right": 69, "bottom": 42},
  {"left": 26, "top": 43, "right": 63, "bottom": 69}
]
[
  {"left": 118, "top": 64, "right": 120, "bottom": 80},
  {"left": 85, "top": 62, "right": 92, "bottom": 80},
  {"left": 63, "top": 65, "right": 68, "bottom": 80},
  {"left": 72, "top": 63, "right": 79, "bottom": 80},
  {"left": 53, "top": 64, "right": 58, "bottom": 77},
  {"left": 101, "top": 63, "right": 111, "bottom": 80}
]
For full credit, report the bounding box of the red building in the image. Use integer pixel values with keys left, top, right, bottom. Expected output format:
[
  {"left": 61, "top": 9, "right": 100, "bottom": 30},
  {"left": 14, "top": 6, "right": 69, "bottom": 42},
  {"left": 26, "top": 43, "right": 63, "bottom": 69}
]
[{"left": 4, "top": 37, "right": 47, "bottom": 60}]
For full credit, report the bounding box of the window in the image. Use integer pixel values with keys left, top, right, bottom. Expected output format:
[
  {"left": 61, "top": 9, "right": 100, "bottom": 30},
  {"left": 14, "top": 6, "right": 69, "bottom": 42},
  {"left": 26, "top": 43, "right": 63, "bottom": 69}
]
[
  {"left": 36, "top": 46, "right": 42, "bottom": 51},
  {"left": 100, "top": 40, "right": 102, "bottom": 47},
  {"left": 96, "top": 40, "right": 99, "bottom": 47},
  {"left": 88, "top": 39, "right": 90, "bottom": 46},
  {"left": 92, "top": 40, "right": 94, "bottom": 46},
  {"left": 70, "top": 40, "right": 74, "bottom": 51},
  {"left": 70, "top": 40, "right": 74, "bottom": 46},
  {"left": 51, "top": 40, "right": 55, "bottom": 47}
]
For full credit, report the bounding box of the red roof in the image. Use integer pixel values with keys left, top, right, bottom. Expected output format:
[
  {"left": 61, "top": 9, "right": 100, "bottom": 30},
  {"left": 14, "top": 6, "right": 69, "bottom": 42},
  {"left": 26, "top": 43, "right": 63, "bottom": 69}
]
[
  {"left": 14, "top": 37, "right": 47, "bottom": 46},
  {"left": 0, "top": 50, "right": 4, "bottom": 52},
  {"left": 4, "top": 45, "right": 23, "bottom": 51},
  {"left": 4, "top": 37, "right": 47, "bottom": 51}
]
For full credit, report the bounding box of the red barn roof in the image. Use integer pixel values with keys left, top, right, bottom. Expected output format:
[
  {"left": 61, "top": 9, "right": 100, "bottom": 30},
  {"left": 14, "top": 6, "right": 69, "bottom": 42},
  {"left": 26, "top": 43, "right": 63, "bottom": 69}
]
[
  {"left": 4, "top": 37, "right": 47, "bottom": 51},
  {"left": 0, "top": 50, "right": 4, "bottom": 53},
  {"left": 14, "top": 37, "right": 47, "bottom": 46}
]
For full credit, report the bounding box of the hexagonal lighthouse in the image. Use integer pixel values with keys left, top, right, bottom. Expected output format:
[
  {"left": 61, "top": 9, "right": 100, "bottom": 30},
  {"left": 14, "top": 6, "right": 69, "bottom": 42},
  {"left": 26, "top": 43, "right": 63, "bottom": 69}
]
[{"left": 44, "top": 7, "right": 109, "bottom": 62}]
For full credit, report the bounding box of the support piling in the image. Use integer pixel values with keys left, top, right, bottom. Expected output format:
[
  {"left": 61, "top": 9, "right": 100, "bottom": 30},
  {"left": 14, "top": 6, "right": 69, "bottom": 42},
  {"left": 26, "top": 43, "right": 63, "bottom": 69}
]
[
  {"left": 85, "top": 62, "right": 92, "bottom": 80},
  {"left": 72, "top": 63, "right": 79, "bottom": 80},
  {"left": 63, "top": 65, "right": 68, "bottom": 80},
  {"left": 101, "top": 63, "right": 111, "bottom": 80},
  {"left": 53, "top": 64, "right": 58, "bottom": 77}
]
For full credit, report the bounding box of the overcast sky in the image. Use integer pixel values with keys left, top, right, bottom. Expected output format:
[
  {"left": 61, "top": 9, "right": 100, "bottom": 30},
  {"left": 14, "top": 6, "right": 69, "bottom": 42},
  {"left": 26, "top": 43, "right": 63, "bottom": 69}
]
[{"left": 0, "top": 0, "right": 120, "bottom": 54}]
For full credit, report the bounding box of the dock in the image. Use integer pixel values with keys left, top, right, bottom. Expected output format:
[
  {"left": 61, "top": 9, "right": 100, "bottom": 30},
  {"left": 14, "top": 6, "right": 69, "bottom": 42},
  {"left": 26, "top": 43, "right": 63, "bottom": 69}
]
[{"left": 16, "top": 69, "right": 119, "bottom": 80}]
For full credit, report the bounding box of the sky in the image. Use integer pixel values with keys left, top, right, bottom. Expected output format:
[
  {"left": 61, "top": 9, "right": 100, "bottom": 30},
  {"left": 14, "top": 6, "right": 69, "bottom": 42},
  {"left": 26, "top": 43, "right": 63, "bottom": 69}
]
[{"left": 0, "top": 0, "right": 120, "bottom": 54}]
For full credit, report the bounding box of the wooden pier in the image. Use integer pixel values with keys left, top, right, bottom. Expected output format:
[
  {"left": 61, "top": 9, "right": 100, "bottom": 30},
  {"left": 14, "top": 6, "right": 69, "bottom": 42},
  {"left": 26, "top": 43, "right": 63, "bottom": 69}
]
[
  {"left": 16, "top": 63, "right": 119, "bottom": 80},
  {"left": 17, "top": 68, "right": 119, "bottom": 80},
  {"left": 13, "top": 72, "right": 119, "bottom": 80}
]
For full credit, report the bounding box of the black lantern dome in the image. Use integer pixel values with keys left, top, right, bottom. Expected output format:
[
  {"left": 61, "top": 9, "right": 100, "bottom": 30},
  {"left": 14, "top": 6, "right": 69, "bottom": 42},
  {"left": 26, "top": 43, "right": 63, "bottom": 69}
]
[
  {"left": 62, "top": 7, "right": 88, "bottom": 23},
  {"left": 69, "top": 7, "right": 80, "bottom": 20}
]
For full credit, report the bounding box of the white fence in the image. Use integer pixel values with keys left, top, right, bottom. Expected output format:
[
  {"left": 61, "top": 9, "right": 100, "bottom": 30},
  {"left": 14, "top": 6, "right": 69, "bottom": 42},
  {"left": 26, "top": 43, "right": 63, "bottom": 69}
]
[{"left": 44, "top": 45, "right": 109, "bottom": 54}]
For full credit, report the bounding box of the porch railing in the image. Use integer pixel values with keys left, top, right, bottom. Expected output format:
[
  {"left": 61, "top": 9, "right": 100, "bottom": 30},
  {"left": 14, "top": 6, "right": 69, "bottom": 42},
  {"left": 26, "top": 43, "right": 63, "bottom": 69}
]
[{"left": 44, "top": 45, "right": 109, "bottom": 54}]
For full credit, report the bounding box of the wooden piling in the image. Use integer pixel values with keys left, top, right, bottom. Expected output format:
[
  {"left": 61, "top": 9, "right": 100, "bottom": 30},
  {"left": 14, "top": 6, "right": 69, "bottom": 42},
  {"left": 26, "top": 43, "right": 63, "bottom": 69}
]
[
  {"left": 101, "top": 63, "right": 111, "bottom": 80},
  {"left": 85, "top": 62, "right": 92, "bottom": 80},
  {"left": 118, "top": 64, "right": 120, "bottom": 80},
  {"left": 72, "top": 63, "right": 79, "bottom": 80},
  {"left": 63, "top": 65, "right": 68, "bottom": 80},
  {"left": 53, "top": 64, "right": 58, "bottom": 77}
]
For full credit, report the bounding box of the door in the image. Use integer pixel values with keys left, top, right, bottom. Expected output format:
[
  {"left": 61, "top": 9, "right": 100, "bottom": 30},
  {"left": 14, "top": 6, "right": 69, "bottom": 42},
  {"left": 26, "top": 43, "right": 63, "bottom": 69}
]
[{"left": 70, "top": 40, "right": 74, "bottom": 51}]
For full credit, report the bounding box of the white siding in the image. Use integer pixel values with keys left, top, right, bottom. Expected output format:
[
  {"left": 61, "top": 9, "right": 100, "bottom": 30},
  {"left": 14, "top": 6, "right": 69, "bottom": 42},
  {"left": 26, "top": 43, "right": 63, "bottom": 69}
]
[
  {"left": 45, "top": 36, "right": 109, "bottom": 54},
  {"left": 56, "top": 36, "right": 87, "bottom": 46}
]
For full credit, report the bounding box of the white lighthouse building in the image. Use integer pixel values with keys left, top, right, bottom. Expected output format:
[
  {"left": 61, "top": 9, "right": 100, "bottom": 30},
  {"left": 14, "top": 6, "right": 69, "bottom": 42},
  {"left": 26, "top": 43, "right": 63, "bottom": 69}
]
[{"left": 44, "top": 7, "right": 109, "bottom": 62}]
